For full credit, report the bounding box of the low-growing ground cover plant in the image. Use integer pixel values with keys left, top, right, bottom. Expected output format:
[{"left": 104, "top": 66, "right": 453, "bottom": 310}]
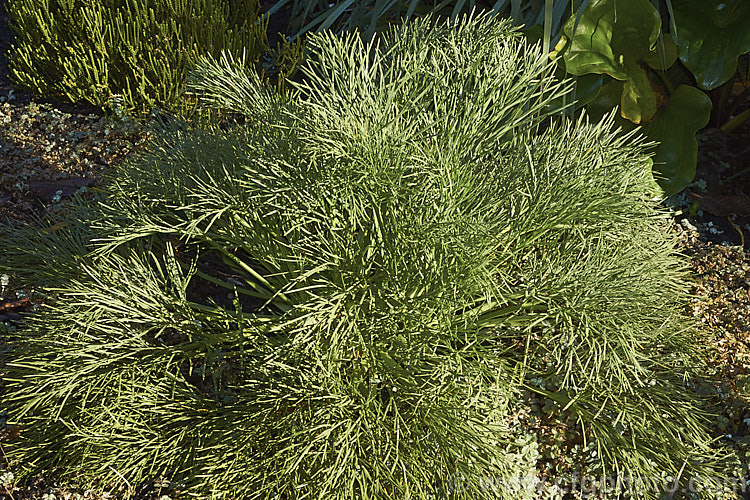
[{"left": 0, "top": 13, "right": 734, "bottom": 499}]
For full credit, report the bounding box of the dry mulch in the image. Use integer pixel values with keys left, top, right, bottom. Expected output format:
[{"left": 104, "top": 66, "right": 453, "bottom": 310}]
[
  {"left": 684, "top": 236, "right": 750, "bottom": 476},
  {"left": 0, "top": 97, "right": 153, "bottom": 223}
]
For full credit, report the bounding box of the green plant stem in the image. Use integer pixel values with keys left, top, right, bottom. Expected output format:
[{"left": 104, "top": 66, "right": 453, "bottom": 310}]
[
  {"left": 720, "top": 106, "right": 750, "bottom": 133},
  {"left": 655, "top": 69, "right": 677, "bottom": 95}
]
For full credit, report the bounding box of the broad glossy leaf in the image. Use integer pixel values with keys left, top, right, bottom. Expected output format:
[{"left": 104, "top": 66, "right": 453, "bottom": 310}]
[
  {"left": 561, "top": 0, "right": 677, "bottom": 123},
  {"left": 621, "top": 59, "right": 659, "bottom": 124},
  {"left": 641, "top": 85, "right": 712, "bottom": 196},
  {"left": 584, "top": 78, "right": 626, "bottom": 124},
  {"left": 672, "top": 0, "right": 750, "bottom": 90},
  {"left": 571, "top": 73, "right": 605, "bottom": 108},
  {"left": 583, "top": 77, "right": 644, "bottom": 131},
  {"left": 641, "top": 34, "right": 678, "bottom": 72}
]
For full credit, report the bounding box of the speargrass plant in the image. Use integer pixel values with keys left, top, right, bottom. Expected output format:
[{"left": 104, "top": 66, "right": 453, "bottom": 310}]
[{"left": 0, "top": 13, "right": 729, "bottom": 499}]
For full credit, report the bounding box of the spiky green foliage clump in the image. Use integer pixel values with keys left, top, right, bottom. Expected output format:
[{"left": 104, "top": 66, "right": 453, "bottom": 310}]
[
  {"left": 6, "top": 0, "right": 300, "bottom": 117},
  {"left": 0, "top": 14, "right": 729, "bottom": 499}
]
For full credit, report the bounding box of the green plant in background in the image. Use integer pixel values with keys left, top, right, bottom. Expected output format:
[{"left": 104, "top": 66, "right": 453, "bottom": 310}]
[
  {"left": 671, "top": 0, "right": 750, "bottom": 93},
  {"left": 556, "top": 0, "right": 678, "bottom": 125},
  {"left": 0, "top": 13, "right": 733, "bottom": 498},
  {"left": 551, "top": 0, "right": 750, "bottom": 196},
  {"left": 5, "top": 0, "right": 301, "bottom": 119},
  {"left": 265, "top": 0, "right": 749, "bottom": 196}
]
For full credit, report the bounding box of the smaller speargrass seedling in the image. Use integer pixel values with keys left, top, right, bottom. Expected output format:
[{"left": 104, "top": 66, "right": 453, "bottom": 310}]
[{"left": 0, "top": 12, "right": 732, "bottom": 500}]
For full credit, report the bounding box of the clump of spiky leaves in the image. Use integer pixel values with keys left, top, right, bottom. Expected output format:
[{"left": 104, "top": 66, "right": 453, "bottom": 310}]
[
  {"left": 6, "top": 0, "right": 301, "bottom": 118},
  {"left": 0, "top": 13, "right": 729, "bottom": 500}
]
